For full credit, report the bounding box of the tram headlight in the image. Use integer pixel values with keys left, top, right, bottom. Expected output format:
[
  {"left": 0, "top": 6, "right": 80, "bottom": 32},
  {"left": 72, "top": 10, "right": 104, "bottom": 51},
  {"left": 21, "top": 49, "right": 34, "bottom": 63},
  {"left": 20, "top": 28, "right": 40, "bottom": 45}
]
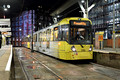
[
  {"left": 71, "top": 46, "right": 76, "bottom": 52},
  {"left": 89, "top": 46, "right": 92, "bottom": 51}
]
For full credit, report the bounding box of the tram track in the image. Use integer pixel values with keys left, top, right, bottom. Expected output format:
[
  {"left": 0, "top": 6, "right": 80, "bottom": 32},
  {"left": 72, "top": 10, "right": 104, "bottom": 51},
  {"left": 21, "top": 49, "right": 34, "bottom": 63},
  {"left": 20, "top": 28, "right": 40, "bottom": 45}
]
[
  {"left": 18, "top": 48, "right": 64, "bottom": 80},
  {"left": 25, "top": 51, "right": 63, "bottom": 80},
  {"left": 15, "top": 48, "right": 63, "bottom": 80},
  {"left": 17, "top": 54, "right": 30, "bottom": 80}
]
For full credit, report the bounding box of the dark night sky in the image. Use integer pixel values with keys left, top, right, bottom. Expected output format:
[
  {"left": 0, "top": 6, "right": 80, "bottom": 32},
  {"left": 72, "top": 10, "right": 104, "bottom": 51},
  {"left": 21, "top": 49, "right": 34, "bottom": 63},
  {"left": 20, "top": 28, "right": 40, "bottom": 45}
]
[{"left": 0, "top": 0, "right": 68, "bottom": 18}]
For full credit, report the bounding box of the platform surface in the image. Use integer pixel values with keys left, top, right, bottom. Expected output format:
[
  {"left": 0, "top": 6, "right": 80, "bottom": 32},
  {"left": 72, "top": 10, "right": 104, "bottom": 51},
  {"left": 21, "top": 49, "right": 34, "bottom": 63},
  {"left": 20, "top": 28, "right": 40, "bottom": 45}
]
[
  {"left": 93, "top": 48, "right": 120, "bottom": 54},
  {"left": 0, "top": 45, "right": 12, "bottom": 80}
]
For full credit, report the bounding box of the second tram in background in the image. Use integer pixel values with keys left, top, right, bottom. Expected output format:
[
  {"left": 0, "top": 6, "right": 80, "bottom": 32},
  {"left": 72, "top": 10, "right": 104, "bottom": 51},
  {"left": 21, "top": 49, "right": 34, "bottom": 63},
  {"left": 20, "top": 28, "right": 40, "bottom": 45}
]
[{"left": 23, "top": 17, "right": 93, "bottom": 60}]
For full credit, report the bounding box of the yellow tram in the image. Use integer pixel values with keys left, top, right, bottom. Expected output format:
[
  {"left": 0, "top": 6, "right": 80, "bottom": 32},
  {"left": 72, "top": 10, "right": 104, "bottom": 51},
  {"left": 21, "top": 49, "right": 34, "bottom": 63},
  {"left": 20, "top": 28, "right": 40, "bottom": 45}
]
[
  {"left": 24, "top": 17, "right": 93, "bottom": 60},
  {"left": 23, "top": 35, "right": 31, "bottom": 48}
]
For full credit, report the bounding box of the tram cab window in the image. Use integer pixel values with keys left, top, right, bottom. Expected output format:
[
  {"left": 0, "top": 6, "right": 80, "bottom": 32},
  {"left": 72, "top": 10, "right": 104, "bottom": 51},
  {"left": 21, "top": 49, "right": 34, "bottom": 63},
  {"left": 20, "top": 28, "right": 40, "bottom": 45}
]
[
  {"left": 60, "top": 25, "right": 69, "bottom": 41},
  {"left": 70, "top": 27, "right": 92, "bottom": 44},
  {"left": 75, "top": 28, "right": 86, "bottom": 40}
]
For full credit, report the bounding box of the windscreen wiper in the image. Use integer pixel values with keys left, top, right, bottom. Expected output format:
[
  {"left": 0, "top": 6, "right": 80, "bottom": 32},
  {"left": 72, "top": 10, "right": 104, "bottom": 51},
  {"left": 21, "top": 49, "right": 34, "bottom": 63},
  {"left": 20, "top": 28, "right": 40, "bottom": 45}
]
[{"left": 78, "top": 42, "right": 84, "bottom": 48}]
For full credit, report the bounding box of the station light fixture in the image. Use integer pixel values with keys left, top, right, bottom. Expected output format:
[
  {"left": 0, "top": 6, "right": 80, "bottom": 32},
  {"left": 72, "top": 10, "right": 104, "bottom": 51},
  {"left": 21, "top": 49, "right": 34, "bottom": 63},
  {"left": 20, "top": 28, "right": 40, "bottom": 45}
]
[
  {"left": 38, "top": 5, "right": 42, "bottom": 8},
  {"left": 4, "top": 8, "right": 8, "bottom": 11},
  {"left": 3, "top": 4, "right": 10, "bottom": 11},
  {"left": 39, "top": 23, "right": 41, "bottom": 25},
  {"left": 7, "top": 5, "right": 10, "bottom": 8},
  {"left": 81, "top": 0, "right": 85, "bottom": 3},
  {"left": 3, "top": 5, "right": 5, "bottom": 8},
  {"left": 104, "top": 0, "right": 107, "bottom": 2},
  {"left": 38, "top": 6, "right": 41, "bottom": 8}
]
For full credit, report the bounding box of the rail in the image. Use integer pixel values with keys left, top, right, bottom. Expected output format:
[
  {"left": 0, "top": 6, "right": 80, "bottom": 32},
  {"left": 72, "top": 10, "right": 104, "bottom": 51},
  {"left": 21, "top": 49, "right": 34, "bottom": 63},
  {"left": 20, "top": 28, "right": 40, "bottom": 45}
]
[{"left": 26, "top": 51, "right": 63, "bottom": 80}]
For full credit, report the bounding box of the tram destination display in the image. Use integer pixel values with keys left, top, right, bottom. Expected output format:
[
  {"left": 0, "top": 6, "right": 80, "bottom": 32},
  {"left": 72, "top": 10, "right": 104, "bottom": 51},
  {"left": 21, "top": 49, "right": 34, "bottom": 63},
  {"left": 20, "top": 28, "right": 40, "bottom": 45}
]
[{"left": 70, "top": 20, "right": 90, "bottom": 27}]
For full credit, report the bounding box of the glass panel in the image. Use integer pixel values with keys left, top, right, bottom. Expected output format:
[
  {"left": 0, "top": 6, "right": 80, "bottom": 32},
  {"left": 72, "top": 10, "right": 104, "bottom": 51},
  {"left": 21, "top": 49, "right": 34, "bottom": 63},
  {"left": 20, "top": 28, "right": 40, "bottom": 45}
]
[
  {"left": 33, "top": 34, "right": 37, "bottom": 42},
  {"left": 54, "top": 29, "right": 58, "bottom": 41},
  {"left": 44, "top": 31, "right": 46, "bottom": 41},
  {"left": 51, "top": 29, "right": 54, "bottom": 41},
  {"left": 61, "top": 25, "right": 69, "bottom": 41},
  {"left": 70, "top": 27, "right": 92, "bottom": 44},
  {"left": 39, "top": 32, "right": 41, "bottom": 41},
  {"left": 46, "top": 29, "right": 51, "bottom": 41},
  {"left": 42, "top": 32, "right": 44, "bottom": 41}
]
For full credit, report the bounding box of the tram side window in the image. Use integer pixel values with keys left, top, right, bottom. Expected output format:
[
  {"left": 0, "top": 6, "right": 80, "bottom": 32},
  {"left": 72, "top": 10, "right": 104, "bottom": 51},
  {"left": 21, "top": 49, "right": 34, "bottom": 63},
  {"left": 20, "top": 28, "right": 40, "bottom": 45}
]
[
  {"left": 49, "top": 29, "right": 51, "bottom": 41},
  {"left": 45, "top": 31, "right": 47, "bottom": 41},
  {"left": 53, "top": 27, "right": 58, "bottom": 41},
  {"left": 61, "top": 25, "right": 69, "bottom": 41},
  {"left": 43, "top": 31, "right": 45, "bottom": 41},
  {"left": 43, "top": 32, "right": 45, "bottom": 41},
  {"left": 41, "top": 32, "right": 44, "bottom": 41},
  {"left": 46, "top": 29, "right": 51, "bottom": 41},
  {"left": 39, "top": 32, "right": 42, "bottom": 42},
  {"left": 51, "top": 29, "right": 54, "bottom": 41},
  {"left": 87, "top": 29, "right": 92, "bottom": 42},
  {"left": 42, "top": 31, "right": 45, "bottom": 41},
  {"left": 33, "top": 34, "right": 37, "bottom": 42}
]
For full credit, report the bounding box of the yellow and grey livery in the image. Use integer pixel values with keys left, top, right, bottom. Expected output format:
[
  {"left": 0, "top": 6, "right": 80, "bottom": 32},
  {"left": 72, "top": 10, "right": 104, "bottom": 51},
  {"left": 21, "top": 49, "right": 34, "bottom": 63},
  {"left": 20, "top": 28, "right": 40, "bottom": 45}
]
[{"left": 24, "top": 17, "right": 93, "bottom": 60}]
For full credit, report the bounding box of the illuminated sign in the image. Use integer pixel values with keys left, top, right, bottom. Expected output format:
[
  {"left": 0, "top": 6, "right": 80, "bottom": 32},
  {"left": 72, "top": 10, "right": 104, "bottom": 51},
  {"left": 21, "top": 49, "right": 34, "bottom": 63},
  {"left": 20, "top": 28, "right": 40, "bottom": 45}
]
[
  {"left": 73, "top": 22, "right": 87, "bottom": 26},
  {"left": 98, "top": 35, "right": 103, "bottom": 41},
  {"left": 70, "top": 20, "right": 90, "bottom": 26}
]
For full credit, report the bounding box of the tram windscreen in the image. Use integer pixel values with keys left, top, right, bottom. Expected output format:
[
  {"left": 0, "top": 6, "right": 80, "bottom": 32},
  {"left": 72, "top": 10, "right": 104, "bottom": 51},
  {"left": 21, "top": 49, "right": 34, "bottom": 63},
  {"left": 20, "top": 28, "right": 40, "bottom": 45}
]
[{"left": 70, "top": 21, "right": 92, "bottom": 44}]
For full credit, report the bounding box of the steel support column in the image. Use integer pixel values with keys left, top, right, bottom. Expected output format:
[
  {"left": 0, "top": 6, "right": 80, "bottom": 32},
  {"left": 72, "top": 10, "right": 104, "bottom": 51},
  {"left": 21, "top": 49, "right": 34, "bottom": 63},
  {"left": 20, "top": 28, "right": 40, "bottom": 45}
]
[
  {"left": 113, "top": 2, "right": 115, "bottom": 49},
  {"left": 31, "top": 10, "right": 34, "bottom": 52},
  {"left": 78, "top": 0, "right": 95, "bottom": 18}
]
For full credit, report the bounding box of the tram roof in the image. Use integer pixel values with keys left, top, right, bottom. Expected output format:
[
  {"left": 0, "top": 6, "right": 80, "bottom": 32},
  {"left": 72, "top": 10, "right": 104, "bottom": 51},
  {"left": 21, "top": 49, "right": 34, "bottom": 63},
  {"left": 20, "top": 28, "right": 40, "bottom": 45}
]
[{"left": 58, "top": 17, "right": 92, "bottom": 25}]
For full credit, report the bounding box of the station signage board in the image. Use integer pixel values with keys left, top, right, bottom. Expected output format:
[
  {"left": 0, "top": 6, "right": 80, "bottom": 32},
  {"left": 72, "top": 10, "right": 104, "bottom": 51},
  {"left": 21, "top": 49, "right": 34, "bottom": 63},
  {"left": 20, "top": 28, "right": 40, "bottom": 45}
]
[{"left": 98, "top": 35, "right": 103, "bottom": 41}]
